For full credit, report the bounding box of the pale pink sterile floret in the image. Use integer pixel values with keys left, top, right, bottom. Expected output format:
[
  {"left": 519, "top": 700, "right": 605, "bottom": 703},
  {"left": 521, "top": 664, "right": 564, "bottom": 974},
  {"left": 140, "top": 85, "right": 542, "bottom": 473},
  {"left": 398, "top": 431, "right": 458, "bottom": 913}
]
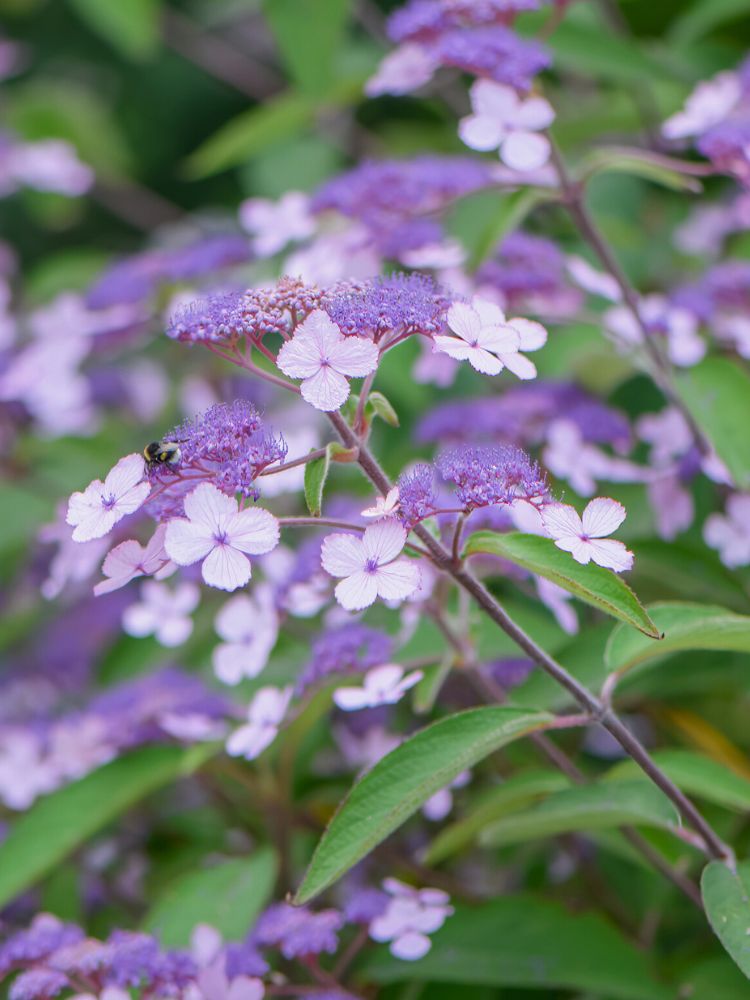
[
  {"left": 66, "top": 453, "right": 151, "bottom": 543},
  {"left": 276, "top": 309, "right": 379, "bottom": 411},
  {"left": 365, "top": 43, "right": 438, "bottom": 97},
  {"left": 704, "top": 493, "right": 750, "bottom": 568},
  {"left": 369, "top": 878, "right": 454, "bottom": 961},
  {"left": 662, "top": 71, "right": 742, "bottom": 141},
  {"left": 164, "top": 483, "right": 279, "bottom": 592},
  {"left": 239, "top": 190, "right": 316, "bottom": 257},
  {"left": 333, "top": 663, "right": 424, "bottom": 711},
  {"left": 122, "top": 580, "right": 200, "bottom": 648},
  {"left": 434, "top": 296, "right": 546, "bottom": 379},
  {"left": 566, "top": 256, "right": 622, "bottom": 302},
  {"left": 321, "top": 518, "right": 421, "bottom": 611},
  {"left": 226, "top": 686, "right": 293, "bottom": 760},
  {"left": 362, "top": 487, "right": 400, "bottom": 519},
  {"left": 459, "top": 79, "right": 555, "bottom": 172},
  {"left": 94, "top": 524, "right": 173, "bottom": 596},
  {"left": 212, "top": 585, "right": 279, "bottom": 685},
  {"left": 542, "top": 497, "right": 634, "bottom": 573}
]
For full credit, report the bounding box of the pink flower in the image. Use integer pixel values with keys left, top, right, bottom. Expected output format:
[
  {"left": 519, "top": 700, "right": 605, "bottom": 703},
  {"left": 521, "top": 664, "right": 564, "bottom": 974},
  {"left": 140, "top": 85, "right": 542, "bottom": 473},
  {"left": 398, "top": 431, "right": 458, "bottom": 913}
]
[
  {"left": 566, "top": 256, "right": 621, "bottom": 302},
  {"left": 704, "top": 493, "right": 750, "bottom": 568},
  {"left": 365, "top": 43, "right": 437, "bottom": 97},
  {"left": 333, "top": 664, "right": 424, "bottom": 711},
  {"left": 434, "top": 296, "right": 546, "bottom": 379},
  {"left": 459, "top": 80, "right": 554, "bottom": 172},
  {"left": 94, "top": 524, "right": 173, "bottom": 596},
  {"left": 541, "top": 497, "right": 634, "bottom": 572},
  {"left": 276, "top": 309, "right": 379, "bottom": 411},
  {"left": 369, "top": 879, "right": 454, "bottom": 961},
  {"left": 239, "top": 191, "right": 315, "bottom": 257},
  {"left": 662, "top": 71, "right": 741, "bottom": 140},
  {"left": 604, "top": 297, "right": 706, "bottom": 368},
  {"left": 362, "top": 487, "right": 400, "bottom": 519},
  {"left": 543, "top": 419, "right": 647, "bottom": 497},
  {"left": 212, "top": 586, "right": 279, "bottom": 685},
  {"left": 66, "top": 454, "right": 150, "bottom": 542},
  {"left": 321, "top": 519, "right": 421, "bottom": 611},
  {"left": 226, "top": 686, "right": 293, "bottom": 760},
  {"left": 164, "top": 483, "right": 279, "bottom": 591},
  {"left": 122, "top": 580, "right": 200, "bottom": 648}
]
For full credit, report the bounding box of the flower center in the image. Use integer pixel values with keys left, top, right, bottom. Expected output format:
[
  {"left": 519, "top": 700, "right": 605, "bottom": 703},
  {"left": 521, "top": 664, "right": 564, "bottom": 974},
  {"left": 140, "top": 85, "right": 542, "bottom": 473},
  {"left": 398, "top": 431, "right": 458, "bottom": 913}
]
[
  {"left": 213, "top": 530, "right": 229, "bottom": 546},
  {"left": 101, "top": 493, "right": 118, "bottom": 511},
  {"left": 364, "top": 558, "right": 379, "bottom": 574}
]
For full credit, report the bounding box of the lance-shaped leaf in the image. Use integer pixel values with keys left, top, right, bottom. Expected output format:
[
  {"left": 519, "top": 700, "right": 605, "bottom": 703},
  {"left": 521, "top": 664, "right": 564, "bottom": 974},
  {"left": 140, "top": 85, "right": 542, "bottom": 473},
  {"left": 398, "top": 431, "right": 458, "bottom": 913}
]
[
  {"left": 606, "top": 603, "right": 750, "bottom": 677},
  {"left": 294, "top": 707, "right": 552, "bottom": 904},
  {"left": 303, "top": 446, "right": 331, "bottom": 517},
  {"left": 608, "top": 750, "right": 750, "bottom": 814},
  {"left": 479, "top": 780, "right": 680, "bottom": 848},
  {"left": 0, "top": 745, "right": 215, "bottom": 909},
  {"left": 701, "top": 859, "right": 750, "bottom": 981},
  {"left": 464, "top": 531, "right": 659, "bottom": 637}
]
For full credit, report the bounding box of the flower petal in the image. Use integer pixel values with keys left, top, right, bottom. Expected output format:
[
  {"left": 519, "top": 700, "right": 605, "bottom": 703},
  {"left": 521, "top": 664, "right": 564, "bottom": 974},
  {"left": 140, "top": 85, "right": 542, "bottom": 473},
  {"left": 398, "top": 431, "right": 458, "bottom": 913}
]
[
  {"left": 332, "top": 686, "right": 374, "bottom": 711},
  {"left": 390, "top": 931, "right": 432, "bottom": 961},
  {"left": 509, "top": 317, "right": 548, "bottom": 351},
  {"left": 184, "top": 483, "right": 237, "bottom": 528},
  {"left": 432, "top": 335, "right": 477, "bottom": 362},
  {"left": 587, "top": 538, "right": 634, "bottom": 572},
  {"left": 276, "top": 327, "right": 325, "bottom": 379},
  {"left": 514, "top": 96, "right": 555, "bottom": 131},
  {"left": 581, "top": 497, "right": 627, "bottom": 538},
  {"left": 321, "top": 532, "right": 366, "bottom": 577},
  {"left": 335, "top": 571, "right": 379, "bottom": 610},
  {"left": 329, "top": 335, "right": 380, "bottom": 377},
  {"left": 363, "top": 518, "right": 407, "bottom": 565},
  {"left": 458, "top": 113, "right": 505, "bottom": 151},
  {"left": 501, "top": 131, "right": 551, "bottom": 172},
  {"left": 541, "top": 503, "right": 584, "bottom": 541},
  {"left": 375, "top": 558, "right": 421, "bottom": 602},
  {"left": 301, "top": 365, "right": 350, "bottom": 411},
  {"left": 497, "top": 351, "right": 537, "bottom": 380},
  {"left": 165, "top": 519, "right": 215, "bottom": 566},
  {"left": 103, "top": 453, "right": 146, "bottom": 497},
  {"left": 471, "top": 79, "right": 518, "bottom": 119},
  {"left": 201, "top": 545, "right": 251, "bottom": 591},
  {"left": 471, "top": 296, "right": 506, "bottom": 327},
  {"left": 476, "top": 324, "right": 520, "bottom": 354},
  {"left": 227, "top": 507, "right": 279, "bottom": 555},
  {"left": 447, "top": 302, "right": 481, "bottom": 343}
]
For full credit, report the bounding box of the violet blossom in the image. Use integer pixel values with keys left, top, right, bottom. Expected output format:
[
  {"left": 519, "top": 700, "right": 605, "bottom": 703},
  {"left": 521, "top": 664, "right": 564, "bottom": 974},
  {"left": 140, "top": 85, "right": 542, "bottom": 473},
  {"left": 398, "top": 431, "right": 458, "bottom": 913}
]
[
  {"left": 121, "top": 580, "right": 200, "bottom": 648},
  {"left": 542, "top": 498, "right": 634, "bottom": 572},
  {"left": 226, "top": 687, "right": 293, "bottom": 760},
  {"left": 67, "top": 455, "right": 151, "bottom": 543},
  {"left": 321, "top": 520, "right": 421, "bottom": 611},
  {"left": 333, "top": 664, "right": 424, "bottom": 711}
]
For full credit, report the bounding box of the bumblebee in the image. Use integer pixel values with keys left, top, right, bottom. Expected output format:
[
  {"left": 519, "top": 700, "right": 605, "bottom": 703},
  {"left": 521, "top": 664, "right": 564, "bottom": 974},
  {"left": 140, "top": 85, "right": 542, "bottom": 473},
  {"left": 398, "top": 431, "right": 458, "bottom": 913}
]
[{"left": 143, "top": 440, "right": 181, "bottom": 468}]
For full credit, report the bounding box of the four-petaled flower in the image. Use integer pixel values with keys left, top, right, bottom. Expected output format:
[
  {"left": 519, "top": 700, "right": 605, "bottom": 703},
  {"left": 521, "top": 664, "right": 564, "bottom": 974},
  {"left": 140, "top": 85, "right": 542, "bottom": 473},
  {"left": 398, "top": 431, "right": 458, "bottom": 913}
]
[
  {"left": 459, "top": 80, "right": 555, "bottom": 172},
  {"left": 321, "top": 519, "right": 421, "bottom": 611},
  {"left": 333, "top": 663, "right": 424, "bottom": 711},
  {"left": 542, "top": 497, "right": 634, "bottom": 572},
  {"left": 94, "top": 524, "right": 173, "bottom": 596},
  {"left": 67, "top": 454, "right": 150, "bottom": 542},
  {"left": 212, "top": 586, "right": 279, "bottom": 685},
  {"left": 370, "top": 879, "right": 454, "bottom": 961},
  {"left": 704, "top": 493, "right": 750, "bottom": 568},
  {"left": 165, "top": 483, "right": 279, "bottom": 591},
  {"left": 362, "top": 487, "right": 400, "bottom": 519},
  {"left": 276, "top": 310, "right": 379, "bottom": 411},
  {"left": 226, "top": 686, "right": 293, "bottom": 760},
  {"left": 239, "top": 190, "right": 316, "bottom": 257},
  {"left": 434, "top": 297, "right": 547, "bottom": 379},
  {"left": 122, "top": 580, "right": 200, "bottom": 648}
]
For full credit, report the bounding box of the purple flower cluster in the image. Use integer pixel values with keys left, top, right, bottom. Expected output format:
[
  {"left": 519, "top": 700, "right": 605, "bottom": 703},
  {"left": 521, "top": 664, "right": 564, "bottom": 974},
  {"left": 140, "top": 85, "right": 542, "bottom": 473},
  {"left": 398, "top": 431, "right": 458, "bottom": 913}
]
[
  {"left": 296, "top": 623, "right": 394, "bottom": 693},
  {"left": 312, "top": 156, "right": 495, "bottom": 251},
  {"left": 438, "top": 444, "right": 549, "bottom": 509},
  {"left": 388, "top": 0, "right": 542, "bottom": 41},
  {"left": 432, "top": 26, "right": 551, "bottom": 91},
  {"left": 323, "top": 273, "right": 449, "bottom": 339},
  {"left": 253, "top": 904, "right": 343, "bottom": 959},
  {"left": 416, "top": 383, "right": 631, "bottom": 450},
  {"left": 477, "top": 231, "right": 568, "bottom": 305},
  {"left": 167, "top": 277, "right": 323, "bottom": 345},
  {"left": 398, "top": 464, "right": 438, "bottom": 526},
  {"left": 148, "top": 400, "right": 287, "bottom": 503},
  {"left": 86, "top": 235, "right": 252, "bottom": 309}
]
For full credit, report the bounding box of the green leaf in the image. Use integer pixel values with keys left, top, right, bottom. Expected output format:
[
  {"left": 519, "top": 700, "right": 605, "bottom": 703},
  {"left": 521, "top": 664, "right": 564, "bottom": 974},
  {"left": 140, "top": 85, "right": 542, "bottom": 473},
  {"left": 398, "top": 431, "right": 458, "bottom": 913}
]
[
  {"left": 0, "top": 745, "right": 214, "bottom": 909},
  {"left": 365, "top": 896, "right": 671, "bottom": 1000},
  {"left": 185, "top": 74, "right": 365, "bottom": 178},
  {"left": 669, "top": 0, "right": 750, "bottom": 44},
  {"left": 546, "top": 20, "right": 677, "bottom": 85},
  {"left": 675, "top": 358, "right": 750, "bottom": 490},
  {"left": 294, "top": 707, "right": 552, "bottom": 903},
  {"left": 580, "top": 147, "right": 706, "bottom": 193},
  {"left": 679, "top": 956, "right": 750, "bottom": 1000},
  {"left": 144, "top": 849, "right": 277, "bottom": 946},
  {"left": 303, "top": 447, "right": 331, "bottom": 517},
  {"left": 631, "top": 539, "right": 750, "bottom": 613},
  {"left": 423, "top": 770, "right": 570, "bottom": 865},
  {"left": 67, "top": 0, "right": 160, "bottom": 60},
  {"left": 463, "top": 531, "right": 660, "bottom": 637},
  {"left": 263, "top": 0, "right": 350, "bottom": 97},
  {"left": 479, "top": 780, "right": 680, "bottom": 848},
  {"left": 608, "top": 750, "right": 750, "bottom": 814},
  {"left": 446, "top": 188, "right": 553, "bottom": 270},
  {"left": 605, "top": 603, "right": 750, "bottom": 677},
  {"left": 367, "top": 390, "right": 399, "bottom": 427},
  {"left": 701, "top": 859, "right": 750, "bottom": 982}
]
